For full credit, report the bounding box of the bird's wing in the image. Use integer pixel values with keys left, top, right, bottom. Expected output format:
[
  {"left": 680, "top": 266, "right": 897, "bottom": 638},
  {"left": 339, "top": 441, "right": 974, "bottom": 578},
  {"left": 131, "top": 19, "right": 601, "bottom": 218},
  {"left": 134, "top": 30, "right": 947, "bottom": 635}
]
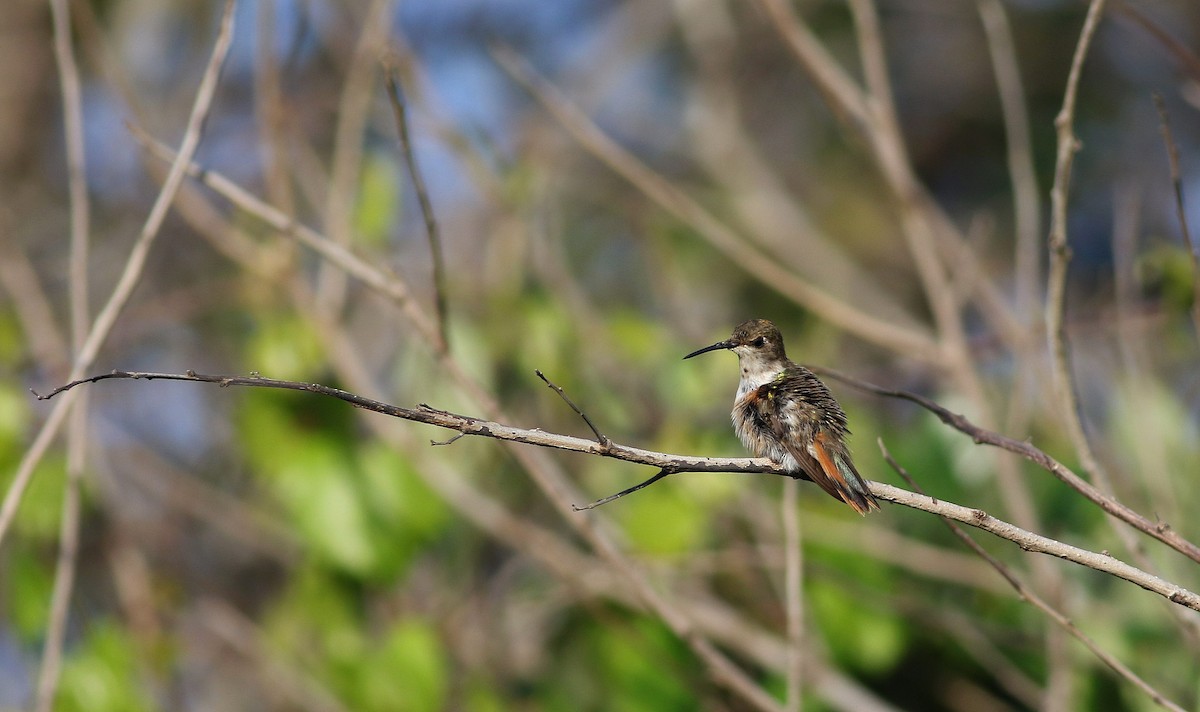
[{"left": 756, "top": 376, "right": 879, "bottom": 515}]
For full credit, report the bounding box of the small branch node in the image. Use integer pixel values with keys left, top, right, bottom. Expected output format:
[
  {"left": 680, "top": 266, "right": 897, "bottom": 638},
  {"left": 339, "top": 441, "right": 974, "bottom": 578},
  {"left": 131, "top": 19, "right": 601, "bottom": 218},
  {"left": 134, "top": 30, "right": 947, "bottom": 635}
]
[{"left": 431, "top": 433, "right": 465, "bottom": 446}]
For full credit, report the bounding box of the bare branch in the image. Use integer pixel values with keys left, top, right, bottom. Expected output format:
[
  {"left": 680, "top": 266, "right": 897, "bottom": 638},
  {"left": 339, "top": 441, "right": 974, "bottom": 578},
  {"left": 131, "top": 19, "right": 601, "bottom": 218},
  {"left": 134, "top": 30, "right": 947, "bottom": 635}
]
[
  {"left": 31, "top": 369, "right": 1200, "bottom": 614},
  {"left": 880, "top": 441, "right": 1187, "bottom": 712},
  {"left": 1045, "top": 0, "right": 1116, "bottom": 533},
  {"left": 127, "top": 126, "right": 442, "bottom": 348},
  {"left": 810, "top": 364, "right": 1200, "bottom": 564},
  {"left": 1113, "top": 2, "right": 1200, "bottom": 84}
]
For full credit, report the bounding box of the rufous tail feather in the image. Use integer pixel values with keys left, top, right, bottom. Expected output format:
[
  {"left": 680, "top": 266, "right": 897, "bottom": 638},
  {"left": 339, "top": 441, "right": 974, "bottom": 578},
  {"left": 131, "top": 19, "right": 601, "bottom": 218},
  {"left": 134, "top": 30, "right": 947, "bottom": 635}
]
[{"left": 812, "top": 433, "right": 880, "bottom": 516}]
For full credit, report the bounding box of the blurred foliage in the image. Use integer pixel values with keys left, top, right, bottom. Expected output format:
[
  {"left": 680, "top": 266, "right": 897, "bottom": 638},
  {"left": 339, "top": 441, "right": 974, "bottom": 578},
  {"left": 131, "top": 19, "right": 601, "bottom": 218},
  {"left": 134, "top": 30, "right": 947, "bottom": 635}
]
[
  {"left": 2, "top": 0, "right": 1200, "bottom": 711},
  {"left": 56, "top": 622, "right": 156, "bottom": 712}
]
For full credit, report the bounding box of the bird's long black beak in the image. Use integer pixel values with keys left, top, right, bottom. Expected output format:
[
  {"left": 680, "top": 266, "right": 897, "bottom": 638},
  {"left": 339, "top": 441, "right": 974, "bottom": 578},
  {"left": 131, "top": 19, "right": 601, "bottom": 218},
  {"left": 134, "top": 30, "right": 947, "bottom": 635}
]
[{"left": 683, "top": 339, "right": 735, "bottom": 360}]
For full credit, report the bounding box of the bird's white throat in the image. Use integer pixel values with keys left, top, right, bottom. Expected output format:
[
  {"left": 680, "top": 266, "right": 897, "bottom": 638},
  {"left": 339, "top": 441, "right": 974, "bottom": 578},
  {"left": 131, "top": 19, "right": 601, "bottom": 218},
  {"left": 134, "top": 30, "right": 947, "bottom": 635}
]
[{"left": 733, "top": 349, "right": 785, "bottom": 402}]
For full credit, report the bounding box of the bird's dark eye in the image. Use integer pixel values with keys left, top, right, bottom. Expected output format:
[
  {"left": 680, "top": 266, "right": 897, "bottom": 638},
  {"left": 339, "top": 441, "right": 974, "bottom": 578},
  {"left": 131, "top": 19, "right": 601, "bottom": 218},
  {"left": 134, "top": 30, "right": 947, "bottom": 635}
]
[{"left": 752, "top": 337, "right": 767, "bottom": 347}]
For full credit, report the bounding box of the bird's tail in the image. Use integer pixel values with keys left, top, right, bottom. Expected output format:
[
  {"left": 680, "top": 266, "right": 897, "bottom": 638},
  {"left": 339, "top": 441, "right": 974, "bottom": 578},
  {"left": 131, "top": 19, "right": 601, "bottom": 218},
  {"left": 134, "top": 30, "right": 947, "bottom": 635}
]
[{"left": 810, "top": 432, "right": 880, "bottom": 515}]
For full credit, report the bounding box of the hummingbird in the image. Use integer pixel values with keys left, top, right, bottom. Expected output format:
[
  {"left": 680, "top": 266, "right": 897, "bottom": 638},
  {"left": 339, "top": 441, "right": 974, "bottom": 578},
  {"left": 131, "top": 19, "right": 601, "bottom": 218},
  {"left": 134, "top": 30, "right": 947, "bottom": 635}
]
[{"left": 684, "top": 319, "right": 879, "bottom": 515}]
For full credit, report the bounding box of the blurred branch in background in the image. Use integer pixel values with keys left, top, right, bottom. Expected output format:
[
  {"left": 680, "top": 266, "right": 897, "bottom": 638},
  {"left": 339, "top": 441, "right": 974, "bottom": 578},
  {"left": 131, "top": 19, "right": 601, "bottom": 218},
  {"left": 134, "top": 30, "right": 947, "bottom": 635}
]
[{"left": 4, "top": 1, "right": 1200, "bottom": 711}]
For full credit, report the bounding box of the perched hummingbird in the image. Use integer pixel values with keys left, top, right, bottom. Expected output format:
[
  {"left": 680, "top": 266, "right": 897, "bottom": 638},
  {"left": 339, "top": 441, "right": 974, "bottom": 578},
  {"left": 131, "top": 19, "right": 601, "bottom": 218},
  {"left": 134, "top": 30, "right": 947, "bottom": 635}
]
[{"left": 684, "top": 319, "right": 879, "bottom": 515}]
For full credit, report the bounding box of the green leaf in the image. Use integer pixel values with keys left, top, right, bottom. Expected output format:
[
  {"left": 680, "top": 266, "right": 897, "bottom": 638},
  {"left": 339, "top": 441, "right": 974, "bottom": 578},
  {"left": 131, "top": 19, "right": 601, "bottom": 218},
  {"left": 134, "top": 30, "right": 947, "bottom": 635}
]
[
  {"left": 0, "top": 309, "right": 25, "bottom": 366},
  {"left": 271, "top": 444, "right": 378, "bottom": 576},
  {"left": 58, "top": 621, "right": 157, "bottom": 712},
  {"left": 264, "top": 564, "right": 361, "bottom": 657},
  {"left": 810, "top": 578, "right": 905, "bottom": 672},
  {"left": 590, "top": 617, "right": 691, "bottom": 710},
  {"left": 361, "top": 444, "right": 449, "bottom": 539},
  {"left": 0, "top": 381, "right": 31, "bottom": 450},
  {"left": 358, "top": 619, "right": 448, "bottom": 711},
  {"left": 12, "top": 454, "right": 67, "bottom": 541},
  {"left": 5, "top": 546, "right": 54, "bottom": 639}
]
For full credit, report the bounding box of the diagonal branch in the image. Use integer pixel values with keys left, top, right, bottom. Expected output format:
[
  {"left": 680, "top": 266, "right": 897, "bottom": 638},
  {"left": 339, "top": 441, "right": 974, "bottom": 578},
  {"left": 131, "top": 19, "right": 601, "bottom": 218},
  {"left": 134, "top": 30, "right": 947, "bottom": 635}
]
[
  {"left": 809, "top": 364, "right": 1200, "bottom": 564},
  {"left": 31, "top": 369, "right": 1200, "bottom": 614},
  {"left": 384, "top": 60, "right": 450, "bottom": 353},
  {"left": 879, "top": 441, "right": 1186, "bottom": 712}
]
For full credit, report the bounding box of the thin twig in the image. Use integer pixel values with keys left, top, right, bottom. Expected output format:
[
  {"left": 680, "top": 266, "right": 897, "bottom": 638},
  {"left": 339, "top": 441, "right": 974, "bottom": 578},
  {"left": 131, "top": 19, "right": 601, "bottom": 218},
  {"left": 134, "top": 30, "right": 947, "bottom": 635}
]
[
  {"left": 31, "top": 369, "right": 1200, "bottom": 614},
  {"left": 754, "top": 0, "right": 868, "bottom": 128},
  {"left": 0, "top": 0, "right": 237, "bottom": 553},
  {"left": 879, "top": 441, "right": 1186, "bottom": 712},
  {"left": 252, "top": 0, "right": 296, "bottom": 236},
  {"left": 1113, "top": 1, "right": 1200, "bottom": 84},
  {"left": 1045, "top": 0, "right": 1114, "bottom": 507},
  {"left": 536, "top": 369, "right": 609, "bottom": 447},
  {"left": 809, "top": 364, "right": 1200, "bottom": 564},
  {"left": 36, "top": 0, "right": 93, "bottom": 705},
  {"left": 128, "top": 126, "right": 441, "bottom": 344},
  {"left": 385, "top": 59, "right": 450, "bottom": 353},
  {"left": 1152, "top": 93, "right": 1200, "bottom": 341},
  {"left": 573, "top": 469, "right": 672, "bottom": 511}
]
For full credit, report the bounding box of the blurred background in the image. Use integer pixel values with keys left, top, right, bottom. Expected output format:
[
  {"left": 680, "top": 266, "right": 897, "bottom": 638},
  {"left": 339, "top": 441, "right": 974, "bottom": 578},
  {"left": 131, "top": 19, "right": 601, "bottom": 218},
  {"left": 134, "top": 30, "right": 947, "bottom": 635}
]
[{"left": 2, "top": 0, "right": 1199, "bottom": 710}]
